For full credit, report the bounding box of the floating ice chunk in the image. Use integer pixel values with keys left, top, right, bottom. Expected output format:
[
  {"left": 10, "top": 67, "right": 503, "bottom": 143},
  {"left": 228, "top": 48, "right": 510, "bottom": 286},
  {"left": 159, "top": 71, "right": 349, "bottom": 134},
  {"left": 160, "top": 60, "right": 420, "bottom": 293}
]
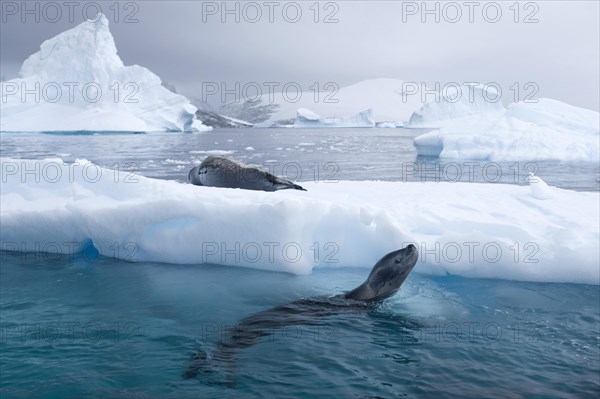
[
  {"left": 376, "top": 122, "right": 399, "bottom": 128},
  {"left": 189, "top": 150, "right": 236, "bottom": 156},
  {"left": 293, "top": 108, "right": 376, "bottom": 128}
]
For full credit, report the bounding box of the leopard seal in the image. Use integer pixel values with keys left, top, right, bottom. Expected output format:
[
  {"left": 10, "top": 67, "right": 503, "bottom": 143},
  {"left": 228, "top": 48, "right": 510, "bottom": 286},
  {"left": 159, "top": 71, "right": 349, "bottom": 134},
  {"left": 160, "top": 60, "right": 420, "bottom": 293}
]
[
  {"left": 184, "top": 244, "right": 418, "bottom": 380},
  {"left": 188, "top": 156, "right": 306, "bottom": 191}
]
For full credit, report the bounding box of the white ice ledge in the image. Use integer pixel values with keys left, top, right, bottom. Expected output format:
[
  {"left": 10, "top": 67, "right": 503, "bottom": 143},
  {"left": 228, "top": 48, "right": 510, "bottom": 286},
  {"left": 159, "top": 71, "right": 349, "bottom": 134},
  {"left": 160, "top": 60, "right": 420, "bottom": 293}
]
[{"left": 1, "top": 158, "right": 598, "bottom": 284}]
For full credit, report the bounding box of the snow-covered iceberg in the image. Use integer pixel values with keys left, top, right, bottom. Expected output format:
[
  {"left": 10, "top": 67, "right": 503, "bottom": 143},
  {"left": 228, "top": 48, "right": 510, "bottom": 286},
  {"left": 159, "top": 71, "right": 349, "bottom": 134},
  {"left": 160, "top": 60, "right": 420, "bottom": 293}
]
[
  {"left": 413, "top": 98, "right": 600, "bottom": 161},
  {"left": 480, "top": 99, "right": 600, "bottom": 161},
  {"left": 376, "top": 121, "right": 401, "bottom": 128},
  {"left": 0, "top": 14, "right": 209, "bottom": 132},
  {"left": 407, "top": 83, "right": 506, "bottom": 129},
  {"left": 293, "top": 108, "right": 375, "bottom": 128},
  {"left": 2, "top": 158, "right": 598, "bottom": 284}
]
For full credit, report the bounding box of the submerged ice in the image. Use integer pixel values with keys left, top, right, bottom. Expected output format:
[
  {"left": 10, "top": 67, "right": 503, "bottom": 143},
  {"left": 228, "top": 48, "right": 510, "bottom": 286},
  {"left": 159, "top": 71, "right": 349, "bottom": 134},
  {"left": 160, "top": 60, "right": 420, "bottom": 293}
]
[{"left": 1, "top": 158, "right": 598, "bottom": 284}]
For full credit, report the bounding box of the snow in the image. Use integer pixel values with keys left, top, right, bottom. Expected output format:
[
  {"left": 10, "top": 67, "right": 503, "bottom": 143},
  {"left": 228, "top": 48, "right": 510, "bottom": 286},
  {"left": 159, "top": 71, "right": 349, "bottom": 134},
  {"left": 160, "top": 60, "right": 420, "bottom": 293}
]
[
  {"left": 296, "top": 108, "right": 321, "bottom": 121},
  {"left": 528, "top": 173, "right": 555, "bottom": 200},
  {"left": 2, "top": 158, "right": 598, "bottom": 284},
  {"left": 407, "top": 84, "right": 506, "bottom": 128},
  {"left": 0, "top": 14, "right": 209, "bottom": 133},
  {"left": 411, "top": 97, "right": 600, "bottom": 162},
  {"left": 293, "top": 108, "right": 376, "bottom": 128}
]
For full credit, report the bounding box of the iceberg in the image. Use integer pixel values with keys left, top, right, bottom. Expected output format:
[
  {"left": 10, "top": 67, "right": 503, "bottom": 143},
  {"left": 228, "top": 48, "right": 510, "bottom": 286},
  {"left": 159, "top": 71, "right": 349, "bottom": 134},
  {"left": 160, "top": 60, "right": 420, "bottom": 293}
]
[
  {"left": 2, "top": 158, "right": 598, "bottom": 284},
  {"left": 293, "top": 108, "right": 376, "bottom": 128},
  {"left": 407, "top": 83, "right": 506, "bottom": 129},
  {"left": 413, "top": 98, "right": 600, "bottom": 161},
  {"left": 376, "top": 121, "right": 401, "bottom": 128},
  {"left": 0, "top": 14, "right": 209, "bottom": 132},
  {"left": 479, "top": 99, "right": 600, "bottom": 161}
]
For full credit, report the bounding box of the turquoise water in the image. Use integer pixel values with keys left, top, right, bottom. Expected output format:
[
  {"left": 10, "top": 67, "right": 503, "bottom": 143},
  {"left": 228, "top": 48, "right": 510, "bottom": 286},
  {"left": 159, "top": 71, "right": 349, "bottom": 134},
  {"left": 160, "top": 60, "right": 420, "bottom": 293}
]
[
  {"left": 1, "top": 252, "right": 598, "bottom": 398},
  {"left": 1, "top": 129, "right": 599, "bottom": 397}
]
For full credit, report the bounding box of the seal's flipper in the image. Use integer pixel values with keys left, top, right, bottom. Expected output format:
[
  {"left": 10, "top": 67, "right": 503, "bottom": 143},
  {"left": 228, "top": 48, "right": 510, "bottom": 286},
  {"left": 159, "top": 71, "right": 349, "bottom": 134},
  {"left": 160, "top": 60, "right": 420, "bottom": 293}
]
[
  {"left": 269, "top": 175, "right": 307, "bottom": 191},
  {"left": 182, "top": 349, "right": 212, "bottom": 380},
  {"left": 275, "top": 181, "right": 307, "bottom": 191}
]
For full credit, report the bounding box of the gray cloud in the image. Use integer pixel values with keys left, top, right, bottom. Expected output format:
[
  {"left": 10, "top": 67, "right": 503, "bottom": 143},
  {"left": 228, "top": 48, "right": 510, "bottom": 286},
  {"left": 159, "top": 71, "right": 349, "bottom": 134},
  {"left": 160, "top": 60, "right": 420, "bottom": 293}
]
[{"left": 1, "top": 0, "right": 598, "bottom": 110}]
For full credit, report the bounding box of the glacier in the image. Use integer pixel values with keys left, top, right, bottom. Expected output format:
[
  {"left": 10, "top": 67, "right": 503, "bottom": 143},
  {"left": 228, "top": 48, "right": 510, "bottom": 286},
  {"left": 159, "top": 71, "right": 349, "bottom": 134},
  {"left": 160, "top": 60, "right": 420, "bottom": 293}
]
[
  {"left": 1, "top": 158, "right": 598, "bottom": 284},
  {"left": 293, "top": 108, "right": 376, "bottom": 128},
  {"left": 409, "top": 86, "right": 599, "bottom": 161},
  {"left": 0, "top": 14, "right": 209, "bottom": 132}
]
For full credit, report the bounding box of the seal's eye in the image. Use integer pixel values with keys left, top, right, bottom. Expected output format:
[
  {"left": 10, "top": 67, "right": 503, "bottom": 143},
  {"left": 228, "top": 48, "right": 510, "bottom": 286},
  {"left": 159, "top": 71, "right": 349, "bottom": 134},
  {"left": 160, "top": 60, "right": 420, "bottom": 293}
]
[{"left": 394, "top": 258, "right": 402, "bottom": 264}]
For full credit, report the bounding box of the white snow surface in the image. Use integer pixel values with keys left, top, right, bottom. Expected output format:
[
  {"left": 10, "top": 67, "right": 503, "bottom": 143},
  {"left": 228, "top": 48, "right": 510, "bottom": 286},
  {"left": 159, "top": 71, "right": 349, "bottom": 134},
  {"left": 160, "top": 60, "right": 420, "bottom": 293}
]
[
  {"left": 2, "top": 158, "right": 598, "bottom": 284},
  {"left": 407, "top": 84, "right": 506, "bottom": 128},
  {"left": 0, "top": 14, "right": 209, "bottom": 132},
  {"left": 293, "top": 108, "right": 376, "bottom": 128},
  {"left": 411, "top": 97, "right": 600, "bottom": 161}
]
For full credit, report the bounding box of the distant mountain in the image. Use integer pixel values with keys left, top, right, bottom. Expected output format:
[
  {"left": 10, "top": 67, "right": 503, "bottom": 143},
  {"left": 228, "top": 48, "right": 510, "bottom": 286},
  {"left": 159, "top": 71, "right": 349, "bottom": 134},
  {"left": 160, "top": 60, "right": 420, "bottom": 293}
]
[
  {"left": 195, "top": 109, "right": 253, "bottom": 128},
  {"left": 215, "top": 78, "right": 423, "bottom": 127},
  {"left": 219, "top": 98, "right": 281, "bottom": 124}
]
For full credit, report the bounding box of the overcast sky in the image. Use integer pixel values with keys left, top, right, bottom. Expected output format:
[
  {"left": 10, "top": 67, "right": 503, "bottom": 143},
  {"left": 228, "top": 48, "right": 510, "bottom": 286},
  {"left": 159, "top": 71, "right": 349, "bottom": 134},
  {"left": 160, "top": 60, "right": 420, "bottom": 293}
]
[{"left": 1, "top": 0, "right": 599, "bottom": 110}]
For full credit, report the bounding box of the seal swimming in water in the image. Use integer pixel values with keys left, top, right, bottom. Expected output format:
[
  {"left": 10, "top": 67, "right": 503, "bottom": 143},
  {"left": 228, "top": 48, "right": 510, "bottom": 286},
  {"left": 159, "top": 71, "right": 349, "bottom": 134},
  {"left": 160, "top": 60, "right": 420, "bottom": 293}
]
[
  {"left": 184, "top": 244, "right": 418, "bottom": 380},
  {"left": 188, "top": 156, "right": 306, "bottom": 191}
]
